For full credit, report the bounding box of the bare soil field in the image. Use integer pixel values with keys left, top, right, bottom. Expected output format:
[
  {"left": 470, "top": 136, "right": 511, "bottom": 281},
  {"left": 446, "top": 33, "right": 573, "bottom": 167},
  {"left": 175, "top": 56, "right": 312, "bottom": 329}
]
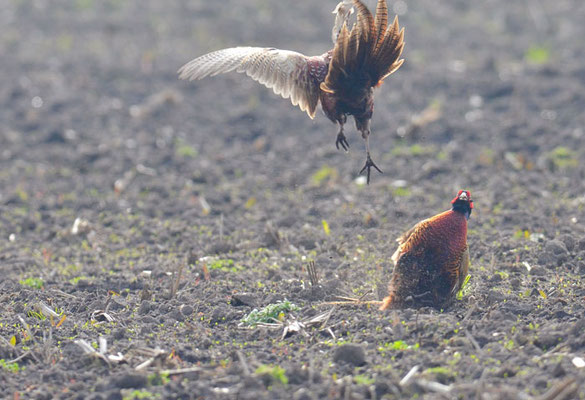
[{"left": 1, "top": 0, "right": 585, "bottom": 399}]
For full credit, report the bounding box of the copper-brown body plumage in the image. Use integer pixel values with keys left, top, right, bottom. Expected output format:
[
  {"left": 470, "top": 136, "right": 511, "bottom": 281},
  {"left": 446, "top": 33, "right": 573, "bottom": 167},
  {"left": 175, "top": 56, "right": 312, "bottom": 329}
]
[
  {"left": 178, "top": 0, "right": 405, "bottom": 183},
  {"left": 380, "top": 190, "right": 473, "bottom": 310}
]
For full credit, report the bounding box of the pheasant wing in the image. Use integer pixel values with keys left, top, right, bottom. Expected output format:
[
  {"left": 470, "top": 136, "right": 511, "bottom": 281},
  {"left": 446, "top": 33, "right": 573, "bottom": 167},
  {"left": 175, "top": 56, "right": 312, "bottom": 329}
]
[
  {"left": 178, "top": 47, "right": 324, "bottom": 118},
  {"left": 391, "top": 219, "right": 429, "bottom": 265}
]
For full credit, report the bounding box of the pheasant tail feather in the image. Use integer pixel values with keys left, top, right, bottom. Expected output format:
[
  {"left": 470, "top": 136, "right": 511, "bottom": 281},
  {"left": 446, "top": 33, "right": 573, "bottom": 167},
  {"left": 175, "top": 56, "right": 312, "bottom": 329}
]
[
  {"left": 373, "top": 15, "right": 405, "bottom": 84},
  {"left": 322, "top": 0, "right": 404, "bottom": 95},
  {"left": 374, "top": 0, "right": 388, "bottom": 53}
]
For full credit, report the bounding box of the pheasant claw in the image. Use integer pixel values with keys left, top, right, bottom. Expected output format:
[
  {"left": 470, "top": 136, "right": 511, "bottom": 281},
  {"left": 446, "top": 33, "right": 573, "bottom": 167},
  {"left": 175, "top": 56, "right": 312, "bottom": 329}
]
[
  {"left": 336, "top": 131, "right": 350, "bottom": 151},
  {"left": 359, "top": 153, "right": 383, "bottom": 184}
]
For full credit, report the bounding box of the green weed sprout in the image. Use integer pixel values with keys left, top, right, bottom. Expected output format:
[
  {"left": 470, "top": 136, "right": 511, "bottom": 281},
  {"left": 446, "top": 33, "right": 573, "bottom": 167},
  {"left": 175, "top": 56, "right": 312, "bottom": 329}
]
[
  {"left": 241, "top": 300, "right": 299, "bottom": 326},
  {"left": 456, "top": 274, "right": 471, "bottom": 300},
  {"left": 19, "top": 277, "right": 44, "bottom": 290},
  {"left": 255, "top": 364, "right": 288, "bottom": 386}
]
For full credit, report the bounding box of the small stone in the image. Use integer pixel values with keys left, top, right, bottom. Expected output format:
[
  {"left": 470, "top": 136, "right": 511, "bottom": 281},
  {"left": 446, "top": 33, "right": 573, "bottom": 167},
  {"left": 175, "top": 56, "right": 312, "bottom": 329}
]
[
  {"left": 558, "top": 234, "right": 575, "bottom": 252},
  {"left": 333, "top": 344, "right": 367, "bottom": 366},
  {"left": 541, "top": 240, "right": 569, "bottom": 266},
  {"left": 487, "top": 289, "right": 506, "bottom": 303},
  {"left": 180, "top": 304, "right": 194, "bottom": 316},
  {"left": 494, "top": 365, "right": 517, "bottom": 378},
  {"left": 86, "top": 394, "right": 105, "bottom": 400},
  {"left": 210, "top": 306, "right": 228, "bottom": 324},
  {"left": 529, "top": 266, "right": 546, "bottom": 276},
  {"left": 534, "top": 334, "right": 563, "bottom": 351},
  {"left": 570, "top": 319, "right": 585, "bottom": 336},
  {"left": 138, "top": 301, "right": 152, "bottom": 315},
  {"left": 169, "top": 309, "right": 184, "bottom": 322},
  {"left": 572, "top": 357, "right": 585, "bottom": 368},
  {"left": 242, "top": 376, "right": 263, "bottom": 389},
  {"left": 112, "top": 328, "right": 125, "bottom": 340},
  {"left": 375, "top": 382, "right": 392, "bottom": 398},
  {"left": 231, "top": 293, "right": 258, "bottom": 307},
  {"left": 111, "top": 373, "right": 147, "bottom": 389},
  {"left": 293, "top": 388, "right": 316, "bottom": 400},
  {"left": 546, "top": 240, "right": 568, "bottom": 255},
  {"left": 515, "top": 334, "right": 529, "bottom": 346},
  {"left": 105, "top": 391, "right": 123, "bottom": 400},
  {"left": 287, "top": 366, "right": 308, "bottom": 384},
  {"left": 140, "top": 316, "right": 157, "bottom": 324},
  {"left": 140, "top": 325, "right": 152, "bottom": 335},
  {"left": 509, "top": 278, "right": 521, "bottom": 289},
  {"left": 108, "top": 299, "right": 125, "bottom": 311}
]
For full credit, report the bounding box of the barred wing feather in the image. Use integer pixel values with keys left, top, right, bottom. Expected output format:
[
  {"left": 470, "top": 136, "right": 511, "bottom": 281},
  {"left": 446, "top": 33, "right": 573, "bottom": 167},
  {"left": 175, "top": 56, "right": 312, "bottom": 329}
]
[{"left": 178, "top": 47, "right": 320, "bottom": 118}]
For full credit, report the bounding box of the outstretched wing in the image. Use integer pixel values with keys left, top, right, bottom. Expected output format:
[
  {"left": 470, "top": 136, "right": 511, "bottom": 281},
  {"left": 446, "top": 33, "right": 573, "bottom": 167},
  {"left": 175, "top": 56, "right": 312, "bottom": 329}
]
[{"left": 178, "top": 47, "right": 325, "bottom": 118}]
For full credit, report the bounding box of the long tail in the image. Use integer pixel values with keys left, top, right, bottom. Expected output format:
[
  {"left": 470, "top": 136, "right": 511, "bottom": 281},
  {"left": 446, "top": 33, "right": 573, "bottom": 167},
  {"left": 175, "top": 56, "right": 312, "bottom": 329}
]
[{"left": 321, "top": 0, "right": 405, "bottom": 95}]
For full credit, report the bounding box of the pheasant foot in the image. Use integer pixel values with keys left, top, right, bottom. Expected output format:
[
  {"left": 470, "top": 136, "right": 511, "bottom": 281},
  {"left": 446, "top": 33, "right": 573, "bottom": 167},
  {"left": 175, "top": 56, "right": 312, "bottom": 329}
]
[
  {"left": 335, "top": 131, "right": 349, "bottom": 151},
  {"left": 359, "top": 152, "right": 382, "bottom": 184}
]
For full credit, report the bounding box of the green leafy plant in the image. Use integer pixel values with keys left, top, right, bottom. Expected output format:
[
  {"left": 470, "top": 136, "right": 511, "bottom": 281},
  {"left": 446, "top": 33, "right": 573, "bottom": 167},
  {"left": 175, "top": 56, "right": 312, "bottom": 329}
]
[
  {"left": 392, "top": 187, "right": 411, "bottom": 197},
  {"left": 311, "top": 165, "right": 337, "bottom": 186},
  {"left": 322, "top": 219, "right": 331, "bottom": 236},
  {"left": 525, "top": 45, "right": 550, "bottom": 65},
  {"left": 0, "top": 359, "right": 21, "bottom": 373},
  {"left": 425, "top": 366, "right": 453, "bottom": 375},
  {"left": 425, "top": 366, "right": 457, "bottom": 382},
  {"left": 548, "top": 146, "right": 578, "bottom": 169},
  {"left": 174, "top": 138, "right": 198, "bottom": 158},
  {"left": 456, "top": 274, "right": 471, "bottom": 300},
  {"left": 379, "top": 340, "right": 420, "bottom": 353},
  {"left": 390, "top": 340, "right": 409, "bottom": 350},
  {"left": 354, "top": 374, "right": 375, "bottom": 385},
  {"left": 241, "top": 301, "right": 299, "bottom": 326},
  {"left": 255, "top": 364, "right": 288, "bottom": 386},
  {"left": 122, "top": 390, "right": 160, "bottom": 400},
  {"left": 148, "top": 372, "right": 170, "bottom": 386},
  {"left": 27, "top": 310, "right": 46, "bottom": 320},
  {"left": 19, "top": 277, "right": 44, "bottom": 290},
  {"left": 207, "top": 258, "right": 242, "bottom": 273}
]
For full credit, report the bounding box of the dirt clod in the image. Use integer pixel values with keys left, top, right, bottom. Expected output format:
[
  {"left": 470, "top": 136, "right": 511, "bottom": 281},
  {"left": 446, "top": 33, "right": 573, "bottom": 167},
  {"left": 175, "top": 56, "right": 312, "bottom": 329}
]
[
  {"left": 333, "top": 344, "right": 367, "bottom": 366},
  {"left": 110, "top": 373, "right": 148, "bottom": 389}
]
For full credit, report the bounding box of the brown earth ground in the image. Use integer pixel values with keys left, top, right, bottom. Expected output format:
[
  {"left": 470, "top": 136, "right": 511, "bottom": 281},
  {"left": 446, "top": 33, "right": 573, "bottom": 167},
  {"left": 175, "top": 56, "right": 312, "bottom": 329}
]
[{"left": 1, "top": 0, "right": 585, "bottom": 399}]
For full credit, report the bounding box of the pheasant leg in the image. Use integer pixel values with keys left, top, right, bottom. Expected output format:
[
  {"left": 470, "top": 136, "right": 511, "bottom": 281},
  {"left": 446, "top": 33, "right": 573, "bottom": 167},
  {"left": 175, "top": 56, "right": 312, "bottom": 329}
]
[
  {"left": 335, "top": 125, "right": 349, "bottom": 151},
  {"left": 359, "top": 131, "right": 382, "bottom": 184}
]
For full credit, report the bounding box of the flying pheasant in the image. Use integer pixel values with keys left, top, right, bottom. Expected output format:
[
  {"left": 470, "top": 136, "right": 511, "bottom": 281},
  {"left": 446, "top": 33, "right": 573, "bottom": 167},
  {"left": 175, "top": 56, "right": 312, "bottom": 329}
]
[
  {"left": 178, "top": 0, "right": 405, "bottom": 183},
  {"left": 380, "top": 190, "right": 473, "bottom": 310}
]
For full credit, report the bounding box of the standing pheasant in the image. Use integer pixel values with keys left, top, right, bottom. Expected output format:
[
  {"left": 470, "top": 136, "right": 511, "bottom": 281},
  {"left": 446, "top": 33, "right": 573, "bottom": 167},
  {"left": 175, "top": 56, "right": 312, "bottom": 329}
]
[
  {"left": 380, "top": 190, "right": 473, "bottom": 310},
  {"left": 178, "top": 0, "right": 405, "bottom": 183}
]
